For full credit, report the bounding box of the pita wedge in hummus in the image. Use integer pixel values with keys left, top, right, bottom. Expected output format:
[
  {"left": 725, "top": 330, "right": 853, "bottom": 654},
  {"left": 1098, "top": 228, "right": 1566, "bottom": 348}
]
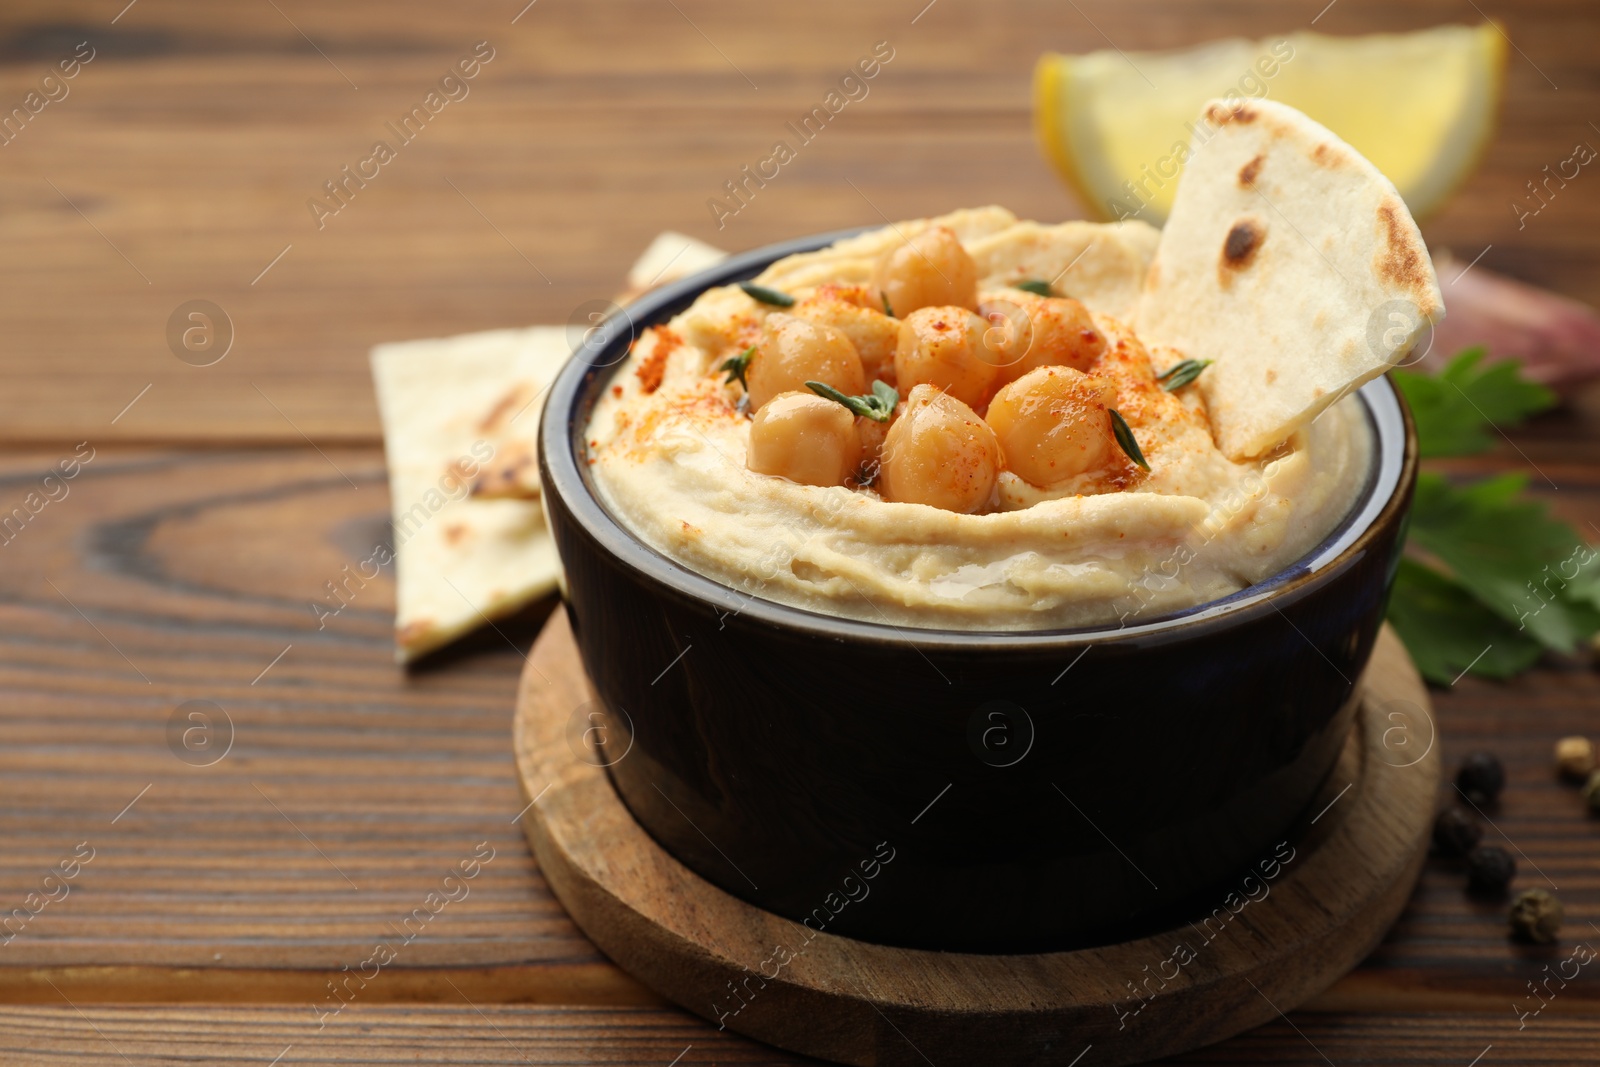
[{"left": 585, "top": 101, "right": 1440, "bottom": 631}]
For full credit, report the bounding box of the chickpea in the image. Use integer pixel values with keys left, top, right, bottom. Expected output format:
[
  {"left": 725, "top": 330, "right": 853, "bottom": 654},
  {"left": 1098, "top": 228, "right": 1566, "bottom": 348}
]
[
  {"left": 747, "top": 391, "right": 862, "bottom": 487},
  {"left": 894, "top": 306, "right": 1002, "bottom": 410},
  {"left": 793, "top": 285, "right": 901, "bottom": 383},
  {"left": 746, "top": 313, "right": 866, "bottom": 412},
  {"left": 872, "top": 226, "right": 979, "bottom": 316},
  {"left": 978, "top": 292, "right": 1107, "bottom": 381},
  {"left": 985, "top": 366, "right": 1118, "bottom": 487},
  {"left": 879, "top": 385, "right": 1000, "bottom": 513}
]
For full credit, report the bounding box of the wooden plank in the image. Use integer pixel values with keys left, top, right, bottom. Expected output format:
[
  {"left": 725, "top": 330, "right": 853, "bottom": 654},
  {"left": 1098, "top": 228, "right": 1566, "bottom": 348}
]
[
  {"left": 0, "top": 1005, "right": 1593, "bottom": 1065},
  {"left": 0, "top": 443, "right": 1595, "bottom": 1019},
  {"left": 0, "top": 445, "right": 611, "bottom": 987},
  {"left": 0, "top": 0, "right": 1595, "bottom": 442}
]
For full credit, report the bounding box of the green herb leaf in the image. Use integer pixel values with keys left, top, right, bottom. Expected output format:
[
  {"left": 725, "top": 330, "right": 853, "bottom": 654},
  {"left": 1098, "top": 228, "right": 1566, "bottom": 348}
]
[
  {"left": 1406, "top": 471, "right": 1600, "bottom": 654},
  {"left": 806, "top": 379, "right": 899, "bottom": 423},
  {"left": 881, "top": 291, "right": 895, "bottom": 318},
  {"left": 721, "top": 346, "right": 755, "bottom": 389},
  {"left": 1391, "top": 348, "right": 1555, "bottom": 459},
  {"left": 1386, "top": 558, "right": 1545, "bottom": 684},
  {"left": 1108, "top": 409, "right": 1149, "bottom": 471},
  {"left": 1381, "top": 347, "right": 1597, "bottom": 683},
  {"left": 1013, "top": 279, "right": 1053, "bottom": 297},
  {"left": 1157, "top": 359, "right": 1212, "bottom": 392},
  {"left": 740, "top": 282, "right": 795, "bottom": 308}
]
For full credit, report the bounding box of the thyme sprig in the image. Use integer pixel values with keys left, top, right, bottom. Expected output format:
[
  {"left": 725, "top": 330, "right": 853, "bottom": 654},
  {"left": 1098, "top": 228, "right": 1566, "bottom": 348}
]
[
  {"left": 1157, "top": 358, "right": 1212, "bottom": 392},
  {"left": 1109, "top": 409, "right": 1150, "bottom": 471},
  {"left": 806, "top": 379, "right": 899, "bottom": 423},
  {"left": 740, "top": 282, "right": 795, "bottom": 307},
  {"left": 721, "top": 346, "right": 755, "bottom": 389}
]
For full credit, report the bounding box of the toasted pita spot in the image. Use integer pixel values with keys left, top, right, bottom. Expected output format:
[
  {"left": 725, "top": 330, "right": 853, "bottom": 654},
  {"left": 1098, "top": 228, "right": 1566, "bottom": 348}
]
[
  {"left": 470, "top": 439, "right": 540, "bottom": 500},
  {"left": 1206, "top": 101, "right": 1259, "bottom": 127},
  {"left": 1376, "top": 198, "right": 1436, "bottom": 311},
  {"left": 1311, "top": 143, "right": 1344, "bottom": 168},
  {"left": 470, "top": 383, "right": 534, "bottom": 435},
  {"left": 1238, "top": 155, "right": 1264, "bottom": 187},
  {"left": 1266, "top": 368, "right": 1277, "bottom": 384},
  {"left": 444, "top": 523, "right": 468, "bottom": 546},
  {"left": 1222, "top": 219, "right": 1265, "bottom": 269}
]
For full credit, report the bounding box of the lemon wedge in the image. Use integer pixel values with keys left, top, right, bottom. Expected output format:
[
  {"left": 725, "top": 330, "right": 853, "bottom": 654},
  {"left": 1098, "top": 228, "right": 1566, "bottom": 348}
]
[{"left": 1035, "top": 23, "right": 1505, "bottom": 225}]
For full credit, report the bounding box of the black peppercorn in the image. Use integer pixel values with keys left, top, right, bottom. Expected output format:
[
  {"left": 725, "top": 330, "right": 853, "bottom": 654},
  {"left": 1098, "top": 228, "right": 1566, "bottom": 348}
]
[
  {"left": 1466, "top": 844, "right": 1516, "bottom": 895},
  {"left": 1432, "top": 807, "right": 1483, "bottom": 857},
  {"left": 1509, "top": 888, "right": 1563, "bottom": 944},
  {"left": 1456, "top": 752, "right": 1506, "bottom": 806}
]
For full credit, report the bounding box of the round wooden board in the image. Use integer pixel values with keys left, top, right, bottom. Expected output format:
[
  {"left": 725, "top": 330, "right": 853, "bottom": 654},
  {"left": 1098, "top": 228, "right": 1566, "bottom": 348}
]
[{"left": 513, "top": 609, "right": 1439, "bottom": 1067}]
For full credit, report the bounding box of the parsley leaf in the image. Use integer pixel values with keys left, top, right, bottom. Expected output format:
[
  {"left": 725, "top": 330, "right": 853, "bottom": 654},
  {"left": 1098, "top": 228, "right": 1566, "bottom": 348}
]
[
  {"left": 1407, "top": 472, "right": 1600, "bottom": 654},
  {"left": 1391, "top": 348, "right": 1555, "bottom": 458},
  {"left": 1383, "top": 347, "right": 1597, "bottom": 683},
  {"left": 1387, "top": 559, "right": 1545, "bottom": 684}
]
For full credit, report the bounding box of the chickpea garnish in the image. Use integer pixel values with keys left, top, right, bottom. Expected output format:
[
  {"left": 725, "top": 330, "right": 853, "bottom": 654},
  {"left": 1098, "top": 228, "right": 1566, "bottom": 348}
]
[
  {"left": 793, "top": 286, "right": 901, "bottom": 384},
  {"left": 894, "top": 306, "right": 1002, "bottom": 411},
  {"left": 872, "top": 225, "right": 979, "bottom": 317},
  {"left": 978, "top": 292, "right": 1107, "bottom": 382},
  {"left": 879, "top": 385, "right": 1000, "bottom": 514},
  {"left": 746, "top": 313, "right": 866, "bottom": 412},
  {"left": 986, "top": 366, "right": 1119, "bottom": 487},
  {"left": 747, "top": 391, "right": 863, "bottom": 487}
]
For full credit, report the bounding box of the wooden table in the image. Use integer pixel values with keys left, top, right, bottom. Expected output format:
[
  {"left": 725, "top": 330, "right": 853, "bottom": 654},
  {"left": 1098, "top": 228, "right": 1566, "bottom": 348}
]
[{"left": 1, "top": 1, "right": 1597, "bottom": 1062}]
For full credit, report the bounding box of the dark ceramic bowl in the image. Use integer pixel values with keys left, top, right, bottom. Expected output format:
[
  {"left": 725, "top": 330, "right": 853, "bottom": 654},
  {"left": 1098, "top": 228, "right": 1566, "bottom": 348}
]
[{"left": 538, "top": 229, "right": 1417, "bottom": 953}]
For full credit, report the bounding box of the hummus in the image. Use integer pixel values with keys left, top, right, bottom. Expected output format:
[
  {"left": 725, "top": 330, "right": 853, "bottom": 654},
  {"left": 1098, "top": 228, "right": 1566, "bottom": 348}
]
[{"left": 585, "top": 206, "right": 1375, "bottom": 630}]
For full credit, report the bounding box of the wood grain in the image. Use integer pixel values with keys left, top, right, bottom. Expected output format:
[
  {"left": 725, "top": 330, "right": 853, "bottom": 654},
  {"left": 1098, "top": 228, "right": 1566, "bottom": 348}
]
[
  {"left": 0, "top": 0, "right": 1596, "bottom": 442},
  {"left": 0, "top": 1005, "right": 1592, "bottom": 1065}
]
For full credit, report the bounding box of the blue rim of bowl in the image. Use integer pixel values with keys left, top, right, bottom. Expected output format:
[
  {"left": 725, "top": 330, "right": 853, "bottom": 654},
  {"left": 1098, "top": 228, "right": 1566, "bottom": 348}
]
[{"left": 541, "top": 227, "right": 1416, "bottom": 651}]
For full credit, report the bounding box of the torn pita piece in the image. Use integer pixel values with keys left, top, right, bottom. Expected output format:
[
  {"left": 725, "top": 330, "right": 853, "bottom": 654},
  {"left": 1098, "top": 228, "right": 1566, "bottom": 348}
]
[
  {"left": 618, "top": 230, "right": 728, "bottom": 303},
  {"left": 373, "top": 234, "right": 729, "bottom": 663},
  {"left": 372, "top": 327, "right": 571, "bottom": 663},
  {"left": 1137, "top": 98, "right": 1444, "bottom": 460}
]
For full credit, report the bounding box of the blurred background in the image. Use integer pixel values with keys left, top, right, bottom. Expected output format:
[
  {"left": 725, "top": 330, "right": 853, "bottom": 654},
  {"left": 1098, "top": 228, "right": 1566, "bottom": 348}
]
[{"left": 1, "top": 0, "right": 1594, "bottom": 445}]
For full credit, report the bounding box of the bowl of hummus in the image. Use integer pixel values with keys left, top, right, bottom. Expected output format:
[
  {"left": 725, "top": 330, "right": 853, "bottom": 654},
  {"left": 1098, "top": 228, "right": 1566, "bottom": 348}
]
[{"left": 539, "top": 100, "right": 1437, "bottom": 950}]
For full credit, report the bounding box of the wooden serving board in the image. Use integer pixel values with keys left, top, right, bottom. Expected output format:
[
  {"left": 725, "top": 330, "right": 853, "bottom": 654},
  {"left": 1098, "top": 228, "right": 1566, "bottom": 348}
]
[{"left": 512, "top": 610, "right": 1440, "bottom": 1066}]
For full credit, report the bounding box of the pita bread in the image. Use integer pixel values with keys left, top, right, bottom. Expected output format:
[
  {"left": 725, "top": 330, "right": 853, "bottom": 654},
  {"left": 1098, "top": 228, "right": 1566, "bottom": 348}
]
[
  {"left": 1136, "top": 98, "right": 1444, "bottom": 459},
  {"left": 620, "top": 230, "right": 728, "bottom": 301},
  {"left": 371, "top": 327, "right": 571, "bottom": 663}
]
